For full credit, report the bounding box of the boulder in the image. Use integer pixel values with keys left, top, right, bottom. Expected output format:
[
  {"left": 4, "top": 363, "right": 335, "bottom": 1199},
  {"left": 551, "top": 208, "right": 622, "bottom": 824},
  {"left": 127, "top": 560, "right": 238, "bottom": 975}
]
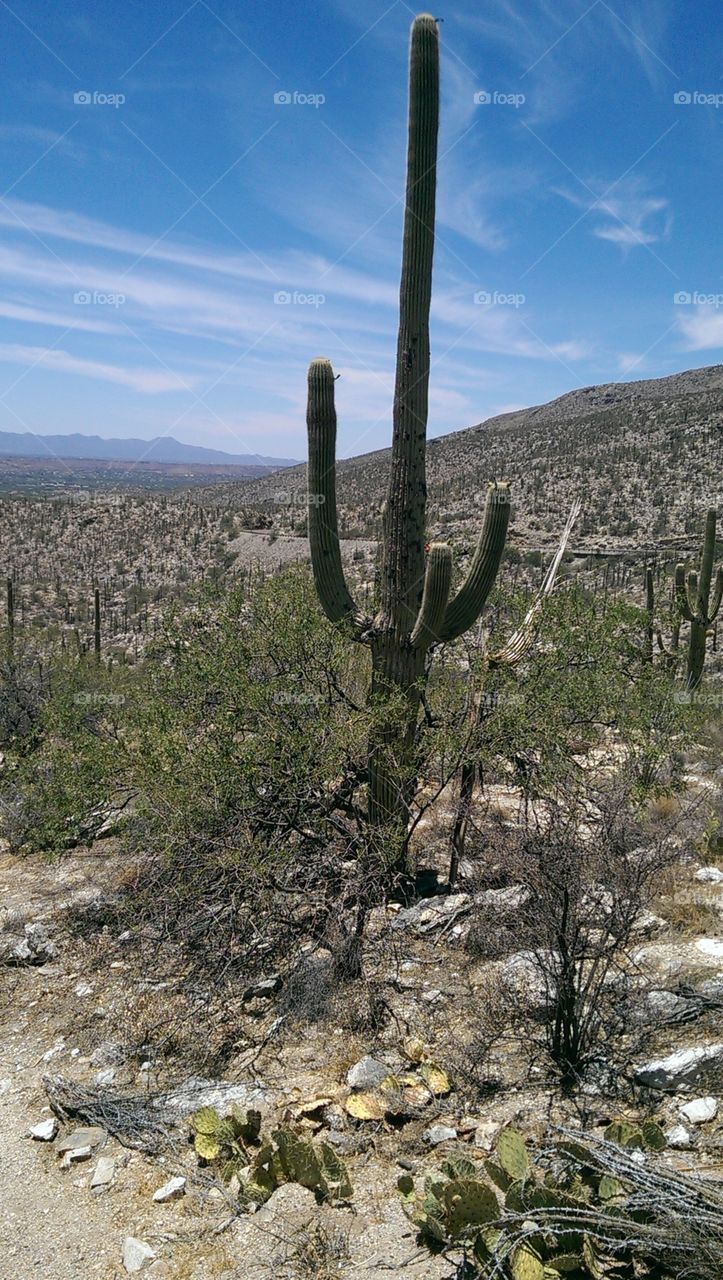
[
  {"left": 634, "top": 1043, "right": 723, "bottom": 1091},
  {"left": 390, "top": 894, "right": 471, "bottom": 935}
]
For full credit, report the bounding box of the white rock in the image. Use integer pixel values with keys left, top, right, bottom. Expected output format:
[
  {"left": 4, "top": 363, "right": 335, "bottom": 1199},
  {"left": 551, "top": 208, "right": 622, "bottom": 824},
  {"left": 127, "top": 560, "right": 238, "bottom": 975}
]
[
  {"left": 423, "top": 1124, "right": 457, "bottom": 1146},
  {"left": 665, "top": 1124, "right": 692, "bottom": 1149},
  {"left": 695, "top": 866, "right": 723, "bottom": 883},
  {"left": 91, "top": 1156, "right": 116, "bottom": 1189},
  {"left": 62, "top": 1145, "right": 92, "bottom": 1166},
  {"left": 630, "top": 910, "right": 667, "bottom": 937},
  {"left": 696, "top": 939, "right": 723, "bottom": 959},
  {"left": 29, "top": 1118, "right": 57, "bottom": 1141},
  {"left": 74, "top": 980, "right": 94, "bottom": 997},
  {"left": 472, "top": 1120, "right": 501, "bottom": 1150},
  {"left": 95, "top": 1068, "right": 116, "bottom": 1087},
  {"left": 346, "top": 1056, "right": 388, "bottom": 1090},
  {"left": 635, "top": 1043, "right": 723, "bottom": 1091},
  {"left": 153, "top": 1176, "right": 186, "bottom": 1202},
  {"left": 680, "top": 1096, "right": 718, "bottom": 1124},
  {"left": 122, "top": 1238, "right": 156, "bottom": 1274}
]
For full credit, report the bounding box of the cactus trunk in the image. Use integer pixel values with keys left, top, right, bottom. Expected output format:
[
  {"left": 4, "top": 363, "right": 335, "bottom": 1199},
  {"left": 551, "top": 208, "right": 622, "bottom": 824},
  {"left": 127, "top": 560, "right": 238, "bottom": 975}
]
[{"left": 305, "top": 15, "right": 509, "bottom": 879}]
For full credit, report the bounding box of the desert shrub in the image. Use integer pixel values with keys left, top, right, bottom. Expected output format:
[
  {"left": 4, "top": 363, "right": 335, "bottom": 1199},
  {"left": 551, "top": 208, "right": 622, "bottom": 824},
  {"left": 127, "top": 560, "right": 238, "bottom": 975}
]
[
  {"left": 110, "top": 566, "right": 375, "bottom": 982},
  {"left": 0, "top": 655, "right": 133, "bottom": 853},
  {"left": 469, "top": 774, "right": 700, "bottom": 1086}
]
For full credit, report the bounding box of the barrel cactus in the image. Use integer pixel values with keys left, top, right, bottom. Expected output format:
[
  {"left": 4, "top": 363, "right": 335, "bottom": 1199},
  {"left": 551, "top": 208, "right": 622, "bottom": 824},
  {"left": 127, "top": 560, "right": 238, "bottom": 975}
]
[{"left": 306, "top": 15, "right": 509, "bottom": 875}]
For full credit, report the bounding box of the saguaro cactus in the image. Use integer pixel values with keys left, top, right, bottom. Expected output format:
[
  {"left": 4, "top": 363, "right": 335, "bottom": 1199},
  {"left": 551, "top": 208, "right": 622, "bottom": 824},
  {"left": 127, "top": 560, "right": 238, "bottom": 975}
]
[
  {"left": 94, "top": 587, "right": 102, "bottom": 663},
  {"left": 675, "top": 508, "right": 722, "bottom": 688},
  {"left": 306, "top": 15, "right": 510, "bottom": 871},
  {"left": 6, "top": 577, "right": 14, "bottom": 661}
]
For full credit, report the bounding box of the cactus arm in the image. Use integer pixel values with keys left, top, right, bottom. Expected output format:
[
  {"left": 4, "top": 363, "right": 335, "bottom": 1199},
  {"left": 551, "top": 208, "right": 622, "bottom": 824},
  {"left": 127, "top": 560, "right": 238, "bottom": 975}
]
[
  {"left": 306, "top": 357, "right": 362, "bottom": 629},
  {"left": 709, "top": 565, "right": 723, "bottom": 623},
  {"left": 489, "top": 497, "right": 580, "bottom": 668},
  {"left": 410, "top": 542, "right": 452, "bottom": 650},
  {"left": 438, "top": 482, "right": 510, "bottom": 644},
  {"left": 687, "top": 570, "right": 699, "bottom": 616},
  {"left": 696, "top": 508, "right": 717, "bottom": 621},
  {"left": 674, "top": 563, "right": 697, "bottom": 622}
]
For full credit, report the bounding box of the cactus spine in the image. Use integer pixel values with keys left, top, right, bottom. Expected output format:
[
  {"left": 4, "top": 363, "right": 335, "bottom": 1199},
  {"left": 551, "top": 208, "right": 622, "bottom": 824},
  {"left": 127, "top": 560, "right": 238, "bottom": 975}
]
[
  {"left": 674, "top": 508, "right": 722, "bottom": 688},
  {"left": 306, "top": 16, "right": 509, "bottom": 871}
]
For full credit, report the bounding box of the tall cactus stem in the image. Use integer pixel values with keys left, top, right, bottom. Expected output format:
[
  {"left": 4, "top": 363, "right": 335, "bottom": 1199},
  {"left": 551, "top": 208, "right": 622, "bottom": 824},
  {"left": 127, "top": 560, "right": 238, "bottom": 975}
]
[
  {"left": 94, "top": 587, "right": 101, "bottom": 663},
  {"left": 306, "top": 358, "right": 360, "bottom": 628}
]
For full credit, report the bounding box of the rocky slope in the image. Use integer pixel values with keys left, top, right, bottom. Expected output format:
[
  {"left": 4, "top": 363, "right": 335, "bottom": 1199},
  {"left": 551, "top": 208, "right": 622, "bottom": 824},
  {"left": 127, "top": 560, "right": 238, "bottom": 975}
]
[{"left": 231, "top": 363, "right": 723, "bottom": 552}]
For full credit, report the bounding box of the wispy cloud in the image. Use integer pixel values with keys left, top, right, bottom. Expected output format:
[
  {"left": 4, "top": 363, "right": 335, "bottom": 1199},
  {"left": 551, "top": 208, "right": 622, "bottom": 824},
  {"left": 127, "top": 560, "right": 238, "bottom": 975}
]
[
  {"left": 558, "top": 175, "right": 671, "bottom": 250},
  {"left": 0, "top": 343, "right": 193, "bottom": 393},
  {"left": 677, "top": 306, "right": 723, "bottom": 351}
]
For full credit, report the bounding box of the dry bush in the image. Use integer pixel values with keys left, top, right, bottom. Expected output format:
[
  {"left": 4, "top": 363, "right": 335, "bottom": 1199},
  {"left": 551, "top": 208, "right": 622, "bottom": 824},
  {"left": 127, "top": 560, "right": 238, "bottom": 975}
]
[{"left": 466, "top": 774, "right": 703, "bottom": 1087}]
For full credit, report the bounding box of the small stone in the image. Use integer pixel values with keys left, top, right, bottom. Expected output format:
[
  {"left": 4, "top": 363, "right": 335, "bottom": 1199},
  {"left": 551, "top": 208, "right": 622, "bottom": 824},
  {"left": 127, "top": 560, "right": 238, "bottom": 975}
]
[
  {"left": 62, "top": 1145, "right": 92, "bottom": 1166},
  {"left": 91, "top": 1156, "right": 116, "bottom": 1189},
  {"left": 472, "top": 1120, "right": 501, "bottom": 1150},
  {"left": 665, "top": 1124, "right": 692, "bottom": 1149},
  {"left": 122, "top": 1237, "right": 156, "bottom": 1273},
  {"left": 242, "top": 975, "right": 281, "bottom": 1001},
  {"left": 95, "top": 1068, "right": 116, "bottom": 1087},
  {"left": 29, "top": 1118, "right": 57, "bottom": 1141},
  {"left": 57, "top": 1126, "right": 106, "bottom": 1154},
  {"left": 630, "top": 910, "right": 667, "bottom": 937},
  {"left": 423, "top": 1124, "right": 457, "bottom": 1146},
  {"left": 0, "top": 922, "right": 57, "bottom": 966},
  {"left": 153, "top": 1176, "right": 186, "bottom": 1202},
  {"left": 680, "top": 1096, "right": 718, "bottom": 1124},
  {"left": 90, "top": 1041, "right": 126, "bottom": 1067},
  {"left": 74, "top": 980, "right": 94, "bottom": 997},
  {"left": 346, "top": 1056, "right": 388, "bottom": 1090},
  {"left": 695, "top": 866, "right": 723, "bottom": 883}
]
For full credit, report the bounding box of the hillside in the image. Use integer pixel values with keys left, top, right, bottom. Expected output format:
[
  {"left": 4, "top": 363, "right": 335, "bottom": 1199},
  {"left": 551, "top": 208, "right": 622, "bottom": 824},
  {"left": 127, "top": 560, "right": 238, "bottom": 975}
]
[{"left": 233, "top": 363, "right": 723, "bottom": 552}]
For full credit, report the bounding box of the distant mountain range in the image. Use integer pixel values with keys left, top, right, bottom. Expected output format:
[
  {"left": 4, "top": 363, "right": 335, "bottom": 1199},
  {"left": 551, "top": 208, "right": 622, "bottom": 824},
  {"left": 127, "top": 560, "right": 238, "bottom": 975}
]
[{"left": 0, "top": 429, "right": 298, "bottom": 470}]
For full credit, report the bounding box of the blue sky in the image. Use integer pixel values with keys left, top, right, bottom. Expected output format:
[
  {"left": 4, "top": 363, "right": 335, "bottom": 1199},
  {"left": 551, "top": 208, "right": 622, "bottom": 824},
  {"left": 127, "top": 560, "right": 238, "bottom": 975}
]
[{"left": 0, "top": 0, "right": 721, "bottom": 462}]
